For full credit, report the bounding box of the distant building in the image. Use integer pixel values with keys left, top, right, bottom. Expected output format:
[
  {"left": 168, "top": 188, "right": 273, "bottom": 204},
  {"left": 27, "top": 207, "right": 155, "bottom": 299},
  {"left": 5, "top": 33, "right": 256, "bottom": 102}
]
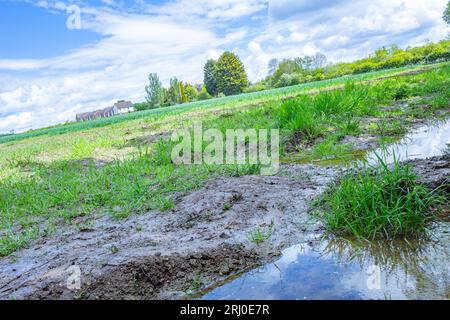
[
  {"left": 75, "top": 100, "right": 135, "bottom": 122},
  {"left": 114, "top": 100, "right": 134, "bottom": 114},
  {"left": 76, "top": 111, "right": 96, "bottom": 122}
]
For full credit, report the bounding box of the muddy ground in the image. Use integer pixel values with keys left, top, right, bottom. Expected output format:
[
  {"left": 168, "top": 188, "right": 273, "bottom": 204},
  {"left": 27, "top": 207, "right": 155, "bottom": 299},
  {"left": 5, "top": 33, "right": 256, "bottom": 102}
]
[{"left": 0, "top": 154, "right": 448, "bottom": 300}]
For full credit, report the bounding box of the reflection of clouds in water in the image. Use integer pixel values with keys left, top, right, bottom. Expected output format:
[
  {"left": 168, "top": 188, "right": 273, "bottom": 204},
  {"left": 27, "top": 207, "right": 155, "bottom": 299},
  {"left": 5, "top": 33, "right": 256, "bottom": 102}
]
[
  {"left": 279, "top": 244, "right": 311, "bottom": 264},
  {"left": 367, "top": 120, "right": 450, "bottom": 165},
  {"left": 203, "top": 233, "right": 450, "bottom": 300},
  {"left": 339, "top": 264, "right": 413, "bottom": 300},
  {"left": 240, "top": 245, "right": 311, "bottom": 286}
]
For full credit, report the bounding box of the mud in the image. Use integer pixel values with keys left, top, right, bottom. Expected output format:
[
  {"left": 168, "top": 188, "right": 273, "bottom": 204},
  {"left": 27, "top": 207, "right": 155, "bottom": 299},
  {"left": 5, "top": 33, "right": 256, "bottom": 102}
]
[
  {"left": 0, "top": 165, "right": 337, "bottom": 300},
  {"left": 0, "top": 118, "right": 448, "bottom": 300},
  {"left": 1, "top": 155, "right": 447, "bottom": 300},
  {"left": 409, "top": 155, "right": 450, "bottom": 192}
]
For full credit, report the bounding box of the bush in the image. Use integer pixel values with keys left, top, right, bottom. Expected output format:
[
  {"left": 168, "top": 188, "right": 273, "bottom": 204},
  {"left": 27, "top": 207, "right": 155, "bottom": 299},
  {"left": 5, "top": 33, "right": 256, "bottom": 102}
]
[
  {"left": 263, "top": 40, "right": 450, "bottom": 89},
  {"left": 197, "top": 90, "right": 212, "bottom": 101}
]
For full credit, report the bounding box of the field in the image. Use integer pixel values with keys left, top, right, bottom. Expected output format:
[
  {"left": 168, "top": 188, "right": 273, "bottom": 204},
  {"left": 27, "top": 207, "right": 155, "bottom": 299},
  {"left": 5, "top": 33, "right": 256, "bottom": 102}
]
[
  {"left": 0, "top": 62, "right": 449, "bottom": 299},
  {"left": 0, "top": 63, "right": 439, "bottom": 146}
]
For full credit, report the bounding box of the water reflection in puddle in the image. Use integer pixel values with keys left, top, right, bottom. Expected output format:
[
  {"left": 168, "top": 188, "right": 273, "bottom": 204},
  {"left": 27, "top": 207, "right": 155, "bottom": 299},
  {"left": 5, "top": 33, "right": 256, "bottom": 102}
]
[
  {"left": 201, "top": 233, "right": 449, "bottom": 300},
  {"left": 366, "top": 119, "right": 450, "bottom": 165},
  {"left": 200, "top": 120, "right": 450, "bottom": 300}
]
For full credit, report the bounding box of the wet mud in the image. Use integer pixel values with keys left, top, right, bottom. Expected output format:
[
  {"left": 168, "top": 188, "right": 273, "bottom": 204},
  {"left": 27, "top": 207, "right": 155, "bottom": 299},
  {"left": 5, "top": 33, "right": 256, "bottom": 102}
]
[{"left": 0, "top": 120, "right": 448, "bottom": 300}]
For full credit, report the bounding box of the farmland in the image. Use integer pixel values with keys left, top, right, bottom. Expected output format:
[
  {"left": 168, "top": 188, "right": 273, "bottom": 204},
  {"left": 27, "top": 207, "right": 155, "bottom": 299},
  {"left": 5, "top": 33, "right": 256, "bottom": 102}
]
[{"left": 0, "top": 62, "right": 448, "bottom": 300}]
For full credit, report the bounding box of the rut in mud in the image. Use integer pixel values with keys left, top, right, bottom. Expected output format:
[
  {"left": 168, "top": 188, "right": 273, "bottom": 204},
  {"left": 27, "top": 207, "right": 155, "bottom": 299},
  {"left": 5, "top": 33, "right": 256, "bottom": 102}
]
[
  {"left": 0, "top": 165, "right": 337, "bottom": 300},
  {"left": 1, "top": 118, "right": 449, "bottom": 300}
]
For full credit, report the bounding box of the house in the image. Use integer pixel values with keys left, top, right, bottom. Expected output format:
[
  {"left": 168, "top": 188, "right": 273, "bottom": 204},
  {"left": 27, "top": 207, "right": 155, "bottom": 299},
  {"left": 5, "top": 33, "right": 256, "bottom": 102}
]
[
  {"left": 114, "top": 100, "right": 134, "bottom": 114},
  {"left": 76, "top": 111, "right": 95, "bottom": 122},
  {"left": 101, "top": 106, "right": 117, "bottom": 118},
  {"left": 75, "top": 100, "right": 134, "bottom": 122}
]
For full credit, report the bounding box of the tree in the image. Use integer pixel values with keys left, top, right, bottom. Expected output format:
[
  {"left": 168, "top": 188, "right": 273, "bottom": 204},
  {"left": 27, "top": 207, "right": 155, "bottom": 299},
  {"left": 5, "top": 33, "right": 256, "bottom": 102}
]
[
  {"left": 444, "top": 1, "right": 450, "bottom": 25},
  {"left": 310, "top": 53, "right": 328, "bottom": 69},
  {"left": 270, "top": 59, "right": 303, "bottom": 86},
  {"left": 203, "top": 59, "right": 218, "bottom": 97},
  {"left": 184, "top": 83, "right": 198, "bottom": 102},
  {"left": 214, "top": 51, "right": 249, "bottom": 96},
  {"left": 161, "top": 87, "right": 171, "bottom": 106},
  {"left": 168, "top": 77, "right": 181, "bottom": 105},
  {"left": 179, "top": 81, "right": 188, "bottom": 103},
  {"left": 268, "top": 58, "right": 279, "bottom": 76},
  {"left": 145, "top": 73, "right": 164, "bottom": 108}
]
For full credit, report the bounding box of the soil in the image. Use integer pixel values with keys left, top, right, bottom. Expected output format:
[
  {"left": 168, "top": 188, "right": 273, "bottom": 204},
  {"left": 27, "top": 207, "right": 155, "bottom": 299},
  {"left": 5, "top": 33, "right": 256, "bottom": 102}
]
[
  {"left": 409, "top": 154, "right": 450, "bottom": 192},
  {"left": 0, "top": 165, "right": 337, "bottom": 300},
  {"left": 1, "top": 155, "right": 447, "bottom": 300},
  {"left": 0, "top": 118, "right": 448, "bottom": 300}
]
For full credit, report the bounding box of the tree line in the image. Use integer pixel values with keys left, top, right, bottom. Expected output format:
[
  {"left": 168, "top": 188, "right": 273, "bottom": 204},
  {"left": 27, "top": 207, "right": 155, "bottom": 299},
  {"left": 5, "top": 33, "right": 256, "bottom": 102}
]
[
  {"left": 251, "top": 40, "right": 450, "bottom": 91},
  {"left": 139, "top": 40, "right": 449, "bottom": 111},
  {"left": 137, "top": 6, "right": 450, "bottom": 111},
  {"left": 139, "top": 51, "right": 249, "bottom": 111}
]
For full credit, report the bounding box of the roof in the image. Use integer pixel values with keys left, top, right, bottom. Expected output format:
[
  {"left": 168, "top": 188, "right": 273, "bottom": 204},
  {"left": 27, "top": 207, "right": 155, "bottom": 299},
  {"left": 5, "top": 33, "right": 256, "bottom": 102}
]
[
  {"left": 103, "top": 106, "right": 115, "bottom": 113},
  {"left": 114, "top": 100, "right": 133, "bottom": 109}
]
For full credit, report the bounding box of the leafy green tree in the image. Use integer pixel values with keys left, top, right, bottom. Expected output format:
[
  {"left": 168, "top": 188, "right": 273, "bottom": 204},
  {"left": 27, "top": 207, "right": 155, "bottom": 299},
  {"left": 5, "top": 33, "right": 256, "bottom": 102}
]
[
  {"left": 145, "top": 73, "right": 164, "bottom": 108},
  {"left": 197, "top": 86, "right": 212, "bottom": 100},
  {"left": 268, "top": 58, "right": 279, "bottom": 76},
  {"left": 270, "top": 59, "right": 303, "bottom": 86},
  {"left": 184, "top": 83, "right": 198, "bottom": 102},
  {"left": 162, "top": 87, "right": 171, "bottom": 106},
  {"left": 179, "top": 81, "right": 188, "bottom": 103},
  {"left": 203, "top": 59, "right": 219, "bottom": 97},
  {"left": 168, "top": 77, "right": 181, "bottom": 105},
  {"left": 444, "top": 1, "right": 450, "bottom": 25},
  {"left": 214, "top": 52, "right": 249, "bottom": 96}
]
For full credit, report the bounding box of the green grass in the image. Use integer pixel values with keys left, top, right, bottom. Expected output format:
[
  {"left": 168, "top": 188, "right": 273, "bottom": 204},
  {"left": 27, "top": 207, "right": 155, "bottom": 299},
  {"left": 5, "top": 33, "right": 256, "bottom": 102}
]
[
  {"left": 0, "top": 63, "right": 443, "bottom": 146},
  {"left": 316, "top": 154, "right": 445, "bottom": 239},
  {"left": 248, "top": 221, "right": 274, "bottom": 244},
  {"left": 0, "top": 63, "right": 448, "bottom": 256}
]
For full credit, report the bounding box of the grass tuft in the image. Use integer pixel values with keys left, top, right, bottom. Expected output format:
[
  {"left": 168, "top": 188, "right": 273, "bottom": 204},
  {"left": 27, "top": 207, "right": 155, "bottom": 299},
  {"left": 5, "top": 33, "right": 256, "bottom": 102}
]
[{"left": 316, "top": 154, "right": 444, "bottom": 239}]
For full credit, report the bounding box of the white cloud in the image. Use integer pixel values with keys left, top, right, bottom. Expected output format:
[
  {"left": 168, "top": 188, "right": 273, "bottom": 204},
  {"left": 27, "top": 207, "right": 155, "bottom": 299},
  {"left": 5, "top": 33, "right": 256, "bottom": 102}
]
[
  {"left": 243, "top": 0, "right": 448, "bottom": 82},
  {"left": 0, "top": 0, "right": 448, "bottom": 133}
]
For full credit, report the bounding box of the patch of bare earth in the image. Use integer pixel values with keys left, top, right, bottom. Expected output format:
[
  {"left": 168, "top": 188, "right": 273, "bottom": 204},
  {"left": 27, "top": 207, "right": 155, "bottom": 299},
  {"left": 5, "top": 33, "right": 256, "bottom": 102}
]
[{"left": 0, "top": 164, "right": 337, "bottom": 300}]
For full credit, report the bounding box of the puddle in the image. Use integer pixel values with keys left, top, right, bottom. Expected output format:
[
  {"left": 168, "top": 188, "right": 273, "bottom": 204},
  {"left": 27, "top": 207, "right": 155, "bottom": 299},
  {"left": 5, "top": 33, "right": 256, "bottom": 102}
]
[
  {"left": 198, "top": 119, "right": 450, "bottom": 300},
  {"left": 199, "top": 231, "right": 450, "bottom": 300},
  {"left": 283, "top": 119, "right": 450, "bottom": 167},
  {"left": 366, "top": 119, "right": 450, "bottom": 165}
]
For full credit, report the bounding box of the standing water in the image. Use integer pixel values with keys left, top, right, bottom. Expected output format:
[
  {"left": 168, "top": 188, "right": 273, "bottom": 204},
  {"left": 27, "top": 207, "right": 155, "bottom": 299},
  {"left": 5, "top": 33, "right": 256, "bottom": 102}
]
[
  {"left": 200, "top": 236, "right": 449, "bottom": 300},
  {"left": 199, "top": 120, "right": 450, "bottom": 300},
  {"left": 366, "top": 119, "right": 450, "bottom": 165}
]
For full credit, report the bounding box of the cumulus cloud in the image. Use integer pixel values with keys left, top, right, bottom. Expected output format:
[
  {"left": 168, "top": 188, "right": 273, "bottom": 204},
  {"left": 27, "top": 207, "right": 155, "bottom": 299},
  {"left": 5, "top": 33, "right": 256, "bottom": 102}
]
[{"left": 0, "top": 0, "right": 448, "bottom": 133}]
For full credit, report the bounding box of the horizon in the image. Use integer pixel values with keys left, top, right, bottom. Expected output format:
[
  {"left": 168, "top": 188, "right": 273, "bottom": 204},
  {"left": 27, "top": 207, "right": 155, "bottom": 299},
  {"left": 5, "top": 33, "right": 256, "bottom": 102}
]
[{"left": 0, "top": 0, "right": 449, "bottom": 134}]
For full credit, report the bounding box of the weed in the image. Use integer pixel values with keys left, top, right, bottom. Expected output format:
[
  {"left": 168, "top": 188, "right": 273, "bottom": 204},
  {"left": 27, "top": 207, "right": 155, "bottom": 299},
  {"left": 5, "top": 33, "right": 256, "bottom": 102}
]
[
  {"left": 248, "top": 221, "right": 275, "bottom": 244},
  {"left": 185, "top": 275, "right": 204, "bottom": 294},
  {"left": 108, "top": 245, "right": 119, "bottom": 254}
]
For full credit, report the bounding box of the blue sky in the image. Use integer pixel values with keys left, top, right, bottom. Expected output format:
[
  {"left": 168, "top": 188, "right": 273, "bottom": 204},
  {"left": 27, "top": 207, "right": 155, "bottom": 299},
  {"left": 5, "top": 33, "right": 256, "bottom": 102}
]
[{"left": 0, "top": 0, "right": 448, "bottom": 133}]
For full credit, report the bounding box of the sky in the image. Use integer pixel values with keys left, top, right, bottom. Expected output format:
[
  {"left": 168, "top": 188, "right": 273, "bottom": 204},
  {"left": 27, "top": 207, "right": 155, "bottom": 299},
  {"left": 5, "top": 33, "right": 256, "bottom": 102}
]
[{"left": 0, "top": 0, "right": 448, "bottom": 134}]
